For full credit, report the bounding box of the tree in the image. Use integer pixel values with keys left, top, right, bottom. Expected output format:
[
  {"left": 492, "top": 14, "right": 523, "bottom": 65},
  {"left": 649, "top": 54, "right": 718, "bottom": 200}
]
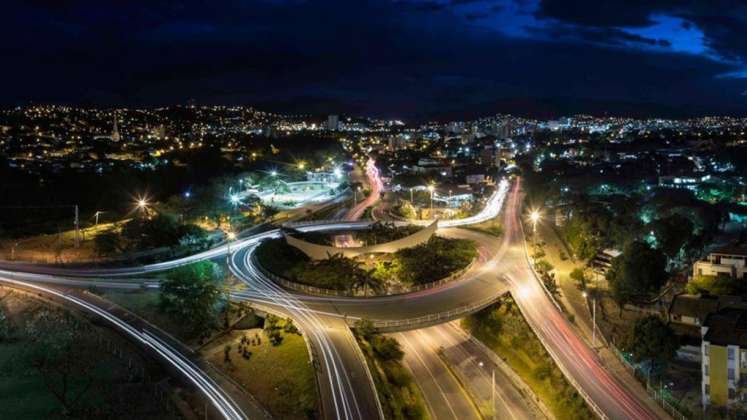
[
  {"left": 685, "top": 274, "right": 741, "bottom": 296},
  {"left": 21, "top": 310, "right": 99, "bottom": 416},
  {"left": 372, "top": 336, "right": 404, "bottom": 362},
  {"left": 653, "top": 214, "right": 693, "bottom": 262},
  {"left": 570, "top": 268, "right": 587, "bottom": 289},
  {"left": 159, "top": 261, "right": 223, "bottom": 337},
  {"left": 177, "top": 223, "right": 208, "bottom": 246},
  {"left": 606, "top": 241, "right": 667, "bottom": 313},
  {"left": 121, "top": 213, "right": 180, "bottom": 249},
  {"left": 354, "top": 318, "right": 376, "bottom": 341},
  {"left": 621, "top": 316, "right": 678, "bottom": 376},
  {"left": 94, "top": 231, "right": 120, "bottom": 256}
]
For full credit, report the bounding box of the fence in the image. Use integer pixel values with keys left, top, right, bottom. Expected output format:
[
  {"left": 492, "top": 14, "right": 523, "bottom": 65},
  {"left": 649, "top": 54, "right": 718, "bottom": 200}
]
[
  {"left": 354, "top": 292, "right": 501, "bottom": 331},
  {"left": 611, "top": 345, "right": 690, "bottom": 420}
]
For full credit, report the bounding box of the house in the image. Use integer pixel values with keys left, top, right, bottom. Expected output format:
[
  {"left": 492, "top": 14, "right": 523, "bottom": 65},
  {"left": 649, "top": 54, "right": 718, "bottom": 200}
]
[
  {"left": 588, "top": 249, "right": 622, "bottom": 276},
  {"left": 693, "top": 246, "right": 747, "bottom": 280},
  {"left": 701, "top": 307, "right": 747, "bottom": 407}
]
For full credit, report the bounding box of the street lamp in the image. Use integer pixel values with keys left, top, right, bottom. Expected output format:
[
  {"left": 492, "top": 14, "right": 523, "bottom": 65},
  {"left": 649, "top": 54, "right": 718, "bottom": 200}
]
[
  {"left": 582, "top": 291, "right": 597, "bottom": 347},
  {"left": 94, "top": 210, "right": 105, "bottom": 226},
  {"left": 226, "top": 231, "right": 237, "bottom": 257},
  {"left": 135, "top": 196, "right": 149, "bottom": 217},
  {"left": 529, "top": 209, "right": 541, "bottom": 233},
  {"left": 427, "top": 184, "right": 435, "bottom": 211}
]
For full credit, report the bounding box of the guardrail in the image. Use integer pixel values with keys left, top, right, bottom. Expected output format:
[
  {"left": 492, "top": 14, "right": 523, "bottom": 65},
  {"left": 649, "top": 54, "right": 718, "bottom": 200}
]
[
  {"left": 361, "top": 292, "right": 501, "bottom": 331},
  {"left": 252, "top": 252, "right": 475, "bottom": 298},
  {"left": 517, "top": 220, "right": 609, "bottom": 420}
]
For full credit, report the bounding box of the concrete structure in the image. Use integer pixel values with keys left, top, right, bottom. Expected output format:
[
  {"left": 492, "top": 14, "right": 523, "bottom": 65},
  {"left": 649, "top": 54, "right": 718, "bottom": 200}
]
[
  {"left": 701, "top": 307, "right": 747, "bottom": 407},
  {"left": 658, "top": 174, "right": 711, "bottom": 191},
  {"left": 284, "top": 221, "right": 438, "bottom": 260},
  {"left": 694, "top": 246, "right": 747, "bottom": 280}
]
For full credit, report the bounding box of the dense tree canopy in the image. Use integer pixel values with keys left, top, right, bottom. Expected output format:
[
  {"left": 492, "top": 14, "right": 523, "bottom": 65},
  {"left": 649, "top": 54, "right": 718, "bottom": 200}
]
[
  {"left": 159, "top": 261, "right": 223, "bottom": 337},
  {"left": 606, "top": 241, "right": 668, "bottom": 310},
  {"left": 622, "top": 316, "right": 678, "bottom": 374}
]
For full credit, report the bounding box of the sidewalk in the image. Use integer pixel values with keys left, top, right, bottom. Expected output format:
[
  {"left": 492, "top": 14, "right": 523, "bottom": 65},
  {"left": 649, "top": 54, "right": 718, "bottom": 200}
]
[{"left": 532, "top": 220, "right": 672, "bottom": 420}]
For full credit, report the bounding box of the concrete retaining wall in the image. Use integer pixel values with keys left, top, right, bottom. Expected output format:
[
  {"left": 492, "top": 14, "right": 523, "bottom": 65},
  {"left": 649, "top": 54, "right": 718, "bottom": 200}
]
[{"left": 284, "top": 220, "right": 438, "bottom": 260}]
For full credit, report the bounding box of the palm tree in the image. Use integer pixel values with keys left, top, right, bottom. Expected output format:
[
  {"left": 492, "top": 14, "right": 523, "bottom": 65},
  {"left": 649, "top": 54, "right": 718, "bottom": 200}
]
[{"left": 352, "top": 268, "right": 383, "bottom": 296}]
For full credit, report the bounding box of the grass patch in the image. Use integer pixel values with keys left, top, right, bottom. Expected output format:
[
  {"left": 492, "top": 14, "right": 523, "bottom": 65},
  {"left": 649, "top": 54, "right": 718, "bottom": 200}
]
[
  {"left": 462, "top": 294, "right": 594, "bottom": 420},
  {"left": 100, "top": 289, "right": 197, "bottom": 342},
  {"left": 204, "top": 320, "right": 317, "bottom": 419},
  {"left": 0, "top": 290, "right": 170, "bottom": 419},
  {"left": 353, "top": 321, "right": 429, "bottom": 420}
]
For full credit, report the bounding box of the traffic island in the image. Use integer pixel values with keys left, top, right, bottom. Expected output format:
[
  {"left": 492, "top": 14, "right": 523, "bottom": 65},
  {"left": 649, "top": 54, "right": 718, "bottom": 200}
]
[
  {"left": 202, "top": 314, "right": 318, "bottom": 419},
  {"left": 352, "top": 320, "right": 429, "bottom": 420},
  {"left": 254, "top": 224, "right": 477, "bottom": 297}
]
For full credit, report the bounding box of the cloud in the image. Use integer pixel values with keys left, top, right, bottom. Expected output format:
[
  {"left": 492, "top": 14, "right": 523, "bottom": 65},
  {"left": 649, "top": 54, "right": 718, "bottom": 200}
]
[{"left": 1, "top": 0, "right": 745, "bottom": 119}]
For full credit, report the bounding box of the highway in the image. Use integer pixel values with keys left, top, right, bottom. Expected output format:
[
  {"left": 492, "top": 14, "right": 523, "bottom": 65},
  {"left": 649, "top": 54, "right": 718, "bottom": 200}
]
[
  {"left": 345, "top": 158, "right": 382, "bottom": 222},
  {"left": 0, "top": 175, "right": 667, "bottom": 420},
  {"left": 392, "top": 321, "right": 543, "bottom": 420},
  {"left": 394, "top": 328, "right": 481, "bottom": 420},
  {"left": 229, "top": 245, "right": 383, "bottom": 420}
]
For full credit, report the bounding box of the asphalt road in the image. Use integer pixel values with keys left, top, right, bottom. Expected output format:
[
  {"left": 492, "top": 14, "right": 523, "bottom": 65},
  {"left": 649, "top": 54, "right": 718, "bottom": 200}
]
[
  {"left": 393, "top": 328, "right": 481, "bottom": 420},
  {"left": 0, "top": 178, "right": 666, "bottom": 420}
]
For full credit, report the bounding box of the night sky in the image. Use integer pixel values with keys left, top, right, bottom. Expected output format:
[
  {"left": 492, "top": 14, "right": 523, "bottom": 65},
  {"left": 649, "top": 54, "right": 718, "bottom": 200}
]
[{"left": 3, "top": 0, "right": 747, "bottom": 120}]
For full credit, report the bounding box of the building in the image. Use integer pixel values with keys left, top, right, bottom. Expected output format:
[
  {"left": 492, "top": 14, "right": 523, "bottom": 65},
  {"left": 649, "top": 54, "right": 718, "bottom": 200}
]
[
  {"left": 588, "top": 249, "right": 622, "bottom": 277},
  {"left": 658, "top": 174, "right": 712, "bottom": 191},
  {"left": 693, "top": 246, "right": 747, "bottom": 280},
  {"left": 327, "top": 115, "right": 340, "bottom": 131},
  {"left": 701, "top": 307, "right": 747, "bottom": 407}
]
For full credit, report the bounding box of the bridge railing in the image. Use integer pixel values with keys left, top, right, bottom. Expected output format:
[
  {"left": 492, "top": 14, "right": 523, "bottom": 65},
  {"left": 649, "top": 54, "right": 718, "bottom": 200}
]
[{"left": 361, "top": 292, "right": 501, "bottom": 331}]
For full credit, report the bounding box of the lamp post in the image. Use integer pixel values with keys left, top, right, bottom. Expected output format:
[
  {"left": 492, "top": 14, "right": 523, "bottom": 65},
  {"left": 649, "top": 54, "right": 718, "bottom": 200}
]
[
  {"left": 529, "top": 209, "right": 541, "bottom": 234},
  {"left": 427, "top": 184, "right": 435, "bottom": 211},
  {"left": 226, "top": 231, "right": 237, "bottom": 257},
  {"left": 94, "top": 210, "right": 103, "bottom": 226},
  {"left": 583, "top": 291, "right": 597, "bottom": 347},
  {"left": 136, "top": 197, "right": 149, "bottom": 218}
]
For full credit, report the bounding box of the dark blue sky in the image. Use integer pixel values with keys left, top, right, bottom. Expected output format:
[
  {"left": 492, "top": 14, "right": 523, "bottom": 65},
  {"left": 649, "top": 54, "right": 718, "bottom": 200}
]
[{"left": 3, "top": 0, "right": 747, "bottom": 120}]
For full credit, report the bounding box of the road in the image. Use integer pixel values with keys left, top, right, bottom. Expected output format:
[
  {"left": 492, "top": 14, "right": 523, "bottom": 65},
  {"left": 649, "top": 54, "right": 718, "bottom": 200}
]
[
  {"left": 393, "top": 321, "right": 542, "bottom": 420},
  {"left": 0, "top": 277, "right": 259, "bottom": 420},
  {"left": 229, "top": 247, "right": 383, "bottom": 420},
  {"left": 393, "top": 328, "right": 481, "bottom": 420},
  {"left": 345, "top": 158, "right": 382, "bottom": 222},
  {"left": 0, "top": 177, "right": 667, "bottom": 420}
]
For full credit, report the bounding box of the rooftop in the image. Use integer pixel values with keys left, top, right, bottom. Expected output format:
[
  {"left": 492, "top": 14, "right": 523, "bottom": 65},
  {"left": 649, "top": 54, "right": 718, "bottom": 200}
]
[{"left": 703, "top": 307, "right": 747, "bottom": 347}]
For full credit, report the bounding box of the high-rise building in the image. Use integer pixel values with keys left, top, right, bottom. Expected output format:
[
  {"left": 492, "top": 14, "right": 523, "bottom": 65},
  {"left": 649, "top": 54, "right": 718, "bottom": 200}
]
[{"left": 327, "top": 115, "right": 340, "bottom": 131}]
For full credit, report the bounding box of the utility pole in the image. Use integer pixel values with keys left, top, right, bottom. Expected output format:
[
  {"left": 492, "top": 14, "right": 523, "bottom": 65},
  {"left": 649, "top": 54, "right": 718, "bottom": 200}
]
[
  {"left": 592, "top": 297, "right": 597, "bottom": 347},
  {"left": 74, "top": 205, "right": 80, "bottom": 248},
  {"left": 492, "top": 369, "right": 496, "bottom": 420}
]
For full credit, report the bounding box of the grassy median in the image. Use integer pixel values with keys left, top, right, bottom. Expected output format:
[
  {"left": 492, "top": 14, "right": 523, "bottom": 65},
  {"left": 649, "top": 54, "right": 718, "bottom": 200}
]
[
  {"left": 462, "top": 294, "right": 593, "bottom": 420},
  {"left": 353, "top": 320, "right": 429, "bottom": 420}
]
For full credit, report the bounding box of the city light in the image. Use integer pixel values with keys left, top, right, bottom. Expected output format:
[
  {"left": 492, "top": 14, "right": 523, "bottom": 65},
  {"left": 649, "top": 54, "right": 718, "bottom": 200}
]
[
  {"left": 529, "top": 210, "right": 540, "bottom": 224},
  {"left": 135, "top": 197, "right": 149, "bottom": 209}
]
